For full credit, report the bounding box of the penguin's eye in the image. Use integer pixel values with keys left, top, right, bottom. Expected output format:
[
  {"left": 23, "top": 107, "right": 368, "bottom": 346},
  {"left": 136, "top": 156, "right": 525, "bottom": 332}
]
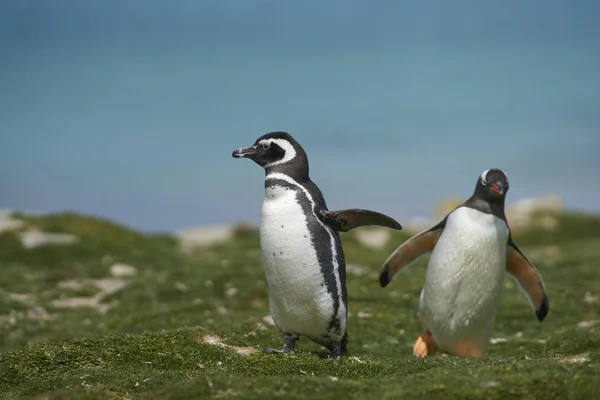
[
  {"left": 480, "top": 178, "right": 487, "bottom": 186},
  {"left": 262, "top": 143, "right": 270, "bottom": 150}
]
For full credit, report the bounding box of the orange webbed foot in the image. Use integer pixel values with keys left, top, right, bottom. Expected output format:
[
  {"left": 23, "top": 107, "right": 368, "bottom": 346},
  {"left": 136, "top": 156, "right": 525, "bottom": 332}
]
[{"left": 413, "top": 330, "right": 437, "bottom": 357}]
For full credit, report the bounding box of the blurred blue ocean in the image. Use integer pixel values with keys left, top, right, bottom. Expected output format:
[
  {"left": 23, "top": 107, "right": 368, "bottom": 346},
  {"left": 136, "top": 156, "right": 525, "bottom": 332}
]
[{"left": 1, "top": 0, "right": 599, "bottom": 231}]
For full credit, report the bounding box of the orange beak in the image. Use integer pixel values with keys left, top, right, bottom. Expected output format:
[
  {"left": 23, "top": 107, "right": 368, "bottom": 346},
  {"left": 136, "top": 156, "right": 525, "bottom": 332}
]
[{"left": 491, "top": 183, "right": 503, "bottom": 195}]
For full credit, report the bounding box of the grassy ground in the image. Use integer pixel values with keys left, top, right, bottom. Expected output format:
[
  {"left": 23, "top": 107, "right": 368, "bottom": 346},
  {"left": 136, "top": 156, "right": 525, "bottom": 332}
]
[{"left": 0, "top": 211, "right": 599, "bottom": 399}]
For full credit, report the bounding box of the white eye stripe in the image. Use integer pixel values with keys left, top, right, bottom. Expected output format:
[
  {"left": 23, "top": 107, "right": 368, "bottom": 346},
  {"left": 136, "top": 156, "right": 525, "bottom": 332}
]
[
  {"left": 480, "top": 169, "right": 491, "bottom": 184},
  {"left": 479, "top": 169, "right": 510, "bottom": 187},
  {"left": 261, "top": 138, "right": 297, "bottom": 168}
]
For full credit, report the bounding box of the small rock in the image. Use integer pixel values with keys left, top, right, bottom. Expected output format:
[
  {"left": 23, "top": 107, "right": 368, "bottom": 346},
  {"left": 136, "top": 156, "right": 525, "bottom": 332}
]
[
  {"left": 57, "top": 280, "right": 85, "bottom": 291},
  {"left": 584, "top": 292, "right": 599, "bottom": 304},
  {"left": 175, "top": 282, "right": 189, "bottom": 292},
  {"left": 51, "top": 278, "right": 128, "bottom": 313},
  {"left": 490, "top": 337, "right": 508, "bottom": 344},
  {"left": 235, "top": 347, "right": 257, "bottom": 356},
  {"left": 346, "top": 264, "right": 366, "bottom": 277},
  {"left": 6, "top": 292, "right": 33, "bottom": 303},
  {"left": 262, "top": 315, "right": 275, "bottom": 326},
  {"left": 216, "top": 306, "right": 228, "bottom": 314},
  {"left": 354, "top": 228, "right": 391, "bottom": 250},
  {"left": 51, "top": 297, "right": 98, "bottom": 309},
  {"left": 0, "top": 212, "right": 25, "bottom": 234},
  {"left": 110, "top": 263, "right": 137, "bottom": 277},
  {"left": 578, "top": 319, "right": 600, "bottom": 329},
  {"left": 357, "top": 311, "right": 372, "bottom": 319},
  {"left": 26, "top": 306, "right": 53, "bottom": 320},
  {"left": 176, "top": 224, "right": 235, "bottom": 250},
  {"left": 483, "top": 381, "right": 499, "bottom": 388},
  {"left": 93, "top": 278, "right": 128, "bottom": 297},
  {"left": 556, "top": 354, "right": 589, "bottom": 364},
  {"left": 19, "top": 231, "right": 79, "bottom": 249},
  {"left": 225, "top": 287, "right": 238, "bottom": 297}
]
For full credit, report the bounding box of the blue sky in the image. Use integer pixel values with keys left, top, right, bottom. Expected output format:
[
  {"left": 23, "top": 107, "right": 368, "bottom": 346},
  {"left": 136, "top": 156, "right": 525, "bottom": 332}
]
[{"left": 1, "top": 1, "right": 599, "bottom": 231}]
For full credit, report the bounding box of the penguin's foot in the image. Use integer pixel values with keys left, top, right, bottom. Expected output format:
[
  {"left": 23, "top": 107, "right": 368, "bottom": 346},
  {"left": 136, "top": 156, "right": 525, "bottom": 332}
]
[
  {"left": 413, "top": 330, "right": 437, "bottom": 357},
  {"left": 261, "top": 346, "right": 295, "bottom": 355},
  {"left": 262, "top": 347, "right": 283, "bottom": 354},
  {"left": 328, "top": 341, "right": 343, "bottom": 360},
  {"left": 340, "top": 331, "right": 349, "bottom": 355},
  {"left": 262, "top": 332, "right": 298, "bottom": 355}
]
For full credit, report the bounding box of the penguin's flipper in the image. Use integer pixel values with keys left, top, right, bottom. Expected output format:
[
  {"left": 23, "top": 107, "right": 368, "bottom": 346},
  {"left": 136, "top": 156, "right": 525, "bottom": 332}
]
[
  {"left": 318, "top": 209, "right": 402, "bottom": 232},
  {"left": 379, "top": 218, "right": 447, "bottom": 287},
  {"left": 506, "top": 238, "right": 549, "bottom": 321}
]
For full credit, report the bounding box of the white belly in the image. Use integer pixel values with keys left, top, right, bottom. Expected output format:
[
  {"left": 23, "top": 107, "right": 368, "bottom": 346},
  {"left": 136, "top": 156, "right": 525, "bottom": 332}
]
[
  {"left": 260, "top": 184, "right": 337, "bottom": 342},
  {"left": 419, "top": 207, "right": 509, "bottom": 353}
]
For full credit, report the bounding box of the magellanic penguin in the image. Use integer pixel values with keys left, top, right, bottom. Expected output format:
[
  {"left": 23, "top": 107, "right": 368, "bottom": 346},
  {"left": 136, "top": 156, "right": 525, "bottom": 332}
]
[
  {"left": 232, "top": 131, "right": 402, "bottom": 359},
  {"left": 379, "top": 168, "right": 549, "bottom": 357}
]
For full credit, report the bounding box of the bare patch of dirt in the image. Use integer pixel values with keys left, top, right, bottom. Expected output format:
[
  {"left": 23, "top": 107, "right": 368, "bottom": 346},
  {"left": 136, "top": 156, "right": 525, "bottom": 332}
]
[{"left": 200, "top": 334, "right": 258, "bottom": 356}]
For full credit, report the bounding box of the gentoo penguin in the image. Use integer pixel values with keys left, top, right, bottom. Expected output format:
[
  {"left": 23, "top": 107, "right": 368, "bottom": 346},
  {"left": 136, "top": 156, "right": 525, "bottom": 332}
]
[
  {"left": 232, "top": 131, "right": 402, "bottom": 359},
  {"left": 379, "top": 168, "right": 549, "bottom": 357}
]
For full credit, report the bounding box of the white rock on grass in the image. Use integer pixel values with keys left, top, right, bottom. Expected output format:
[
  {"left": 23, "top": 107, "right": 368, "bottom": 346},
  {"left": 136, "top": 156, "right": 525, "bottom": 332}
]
[
  {"left": 110, "top": 263, "right": 137, "bottom": 277},
  {"left": 578, "top": 319, "right": 600, "bottom": 329},
  {"left": 354, "top": 228, "right": 391, "bottom": 250},
  {"left": 0, "top": 210, "right": 25, "bottom": 234},
  {"left": 51, "top": 278, "right": 129, "bottom": 314},
  {"left": 346, "top": 264, "right": 367, "bottom": 277},
  {"left": 506, "top": 195, "right": 563, "bottom": 231},
  {"left": 176, "top": 224, "right": 234, "bottom": 249},
  {"left": 19, "top": 231, "right": 79, "bottom": 249}
]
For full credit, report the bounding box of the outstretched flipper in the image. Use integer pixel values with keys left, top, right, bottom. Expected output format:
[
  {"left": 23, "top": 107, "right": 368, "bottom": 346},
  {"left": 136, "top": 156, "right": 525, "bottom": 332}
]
[
  {"left": 506, "top": 238, "right": 549, "bottom": 321},
  {"left": 318, "top": 209, "right": 402, "bottom": 232},
  {"left": 379, "top": 218, "right": 447, "bottom": 287}
]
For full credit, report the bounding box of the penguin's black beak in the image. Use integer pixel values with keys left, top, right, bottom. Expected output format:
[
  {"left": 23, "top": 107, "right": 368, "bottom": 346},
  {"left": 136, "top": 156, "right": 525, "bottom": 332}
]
[
  {"left": 232, "top": 145, "right": 257, "bottom": 159},
  {"left": 491, "top": 182, "right": 504, "bottom": 195}
]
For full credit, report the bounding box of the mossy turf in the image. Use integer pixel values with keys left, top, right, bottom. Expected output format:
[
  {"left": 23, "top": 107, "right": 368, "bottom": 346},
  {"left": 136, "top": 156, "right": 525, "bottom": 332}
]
[{"left": 0, "top": 212, "right": 599, "bottom": 399}]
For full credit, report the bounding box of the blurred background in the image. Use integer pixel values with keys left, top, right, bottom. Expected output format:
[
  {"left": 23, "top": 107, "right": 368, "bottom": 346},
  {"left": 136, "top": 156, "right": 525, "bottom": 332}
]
[{"left": 1, "top": 0, "right": 599, "bottom": 233}]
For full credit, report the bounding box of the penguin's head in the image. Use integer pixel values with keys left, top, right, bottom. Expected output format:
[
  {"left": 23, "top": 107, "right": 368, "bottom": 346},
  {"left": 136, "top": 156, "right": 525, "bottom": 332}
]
[
  {"left": 475, "top": 168, "right": 509, "bottom": 203},
  {"left": 232, "top": 131, "right": 308, "bottom": 172}
]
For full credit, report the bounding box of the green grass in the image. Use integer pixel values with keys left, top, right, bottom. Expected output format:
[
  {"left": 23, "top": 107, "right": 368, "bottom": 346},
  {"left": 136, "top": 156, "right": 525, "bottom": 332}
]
[{"left": 0, "top": 211, "right": 599, "bottom": 399}]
